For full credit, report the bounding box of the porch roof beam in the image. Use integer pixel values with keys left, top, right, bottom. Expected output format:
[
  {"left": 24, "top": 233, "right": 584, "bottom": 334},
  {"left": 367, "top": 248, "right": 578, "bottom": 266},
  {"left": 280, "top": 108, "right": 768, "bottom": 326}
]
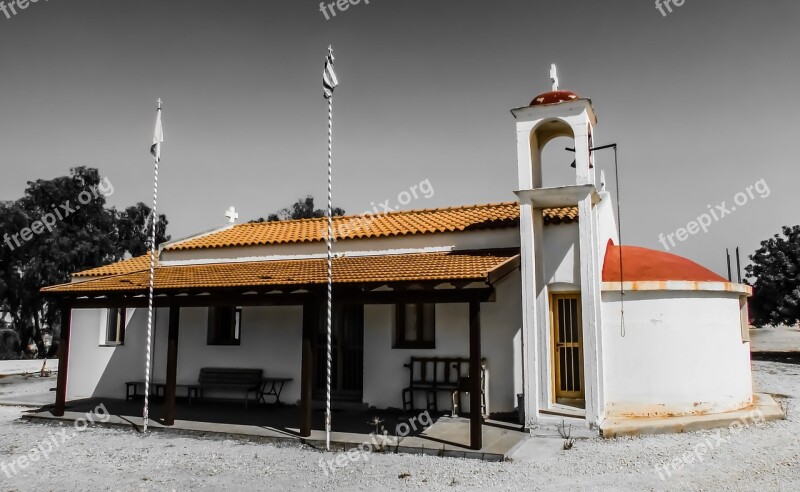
[
  {"left": 56, "top": 286, "right": 495, "bottom": 309},
  {"left": 338, "top": 288, "right": 495, "bottom": 304},
  {"left": 60, "top": 293, "right": 316, "bottom": 309}
]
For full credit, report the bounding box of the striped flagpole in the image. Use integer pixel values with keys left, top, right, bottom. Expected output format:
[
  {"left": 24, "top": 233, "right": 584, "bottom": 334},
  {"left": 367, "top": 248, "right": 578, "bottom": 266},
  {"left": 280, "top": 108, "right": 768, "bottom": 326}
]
[
  {"left": 322, "top": 45, "right": 338, "bottom": 452},
  {"left": 143, "top": 98, "right": 164, "bottom": 433},
  {"left": 325, "top": 93, "right": 333, "bottom": 451}
]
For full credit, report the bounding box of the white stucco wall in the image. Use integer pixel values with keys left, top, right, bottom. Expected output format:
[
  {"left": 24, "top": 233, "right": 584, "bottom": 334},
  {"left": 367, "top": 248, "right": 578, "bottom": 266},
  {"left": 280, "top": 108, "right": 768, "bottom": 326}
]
[
  {"left": 595, "top": 190, "right": 618, "bottom": 261},
  {"left": 601, "top": 290, "right": 753, "bottom": 417},
  {"left": 67, "top": 306, "right": 303, "bottom": 403},
  {"left": 67, "top": 307, "right": 167, "bottom": 399},
  {"left": 362, "top": 271, "right": 523, "bottom": 414},
  {"left": 166, "top": 306, "right": 303, "bottom": 401},
  {"left": 542, "top": 223, "right": 580, "bottom": 288}
]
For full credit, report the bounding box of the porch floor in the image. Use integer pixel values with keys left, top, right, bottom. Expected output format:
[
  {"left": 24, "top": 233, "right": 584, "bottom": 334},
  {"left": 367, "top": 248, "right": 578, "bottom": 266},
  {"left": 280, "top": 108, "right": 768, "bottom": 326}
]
[{"left": 23, "top": 398, "right": 529, "bottom": 461}]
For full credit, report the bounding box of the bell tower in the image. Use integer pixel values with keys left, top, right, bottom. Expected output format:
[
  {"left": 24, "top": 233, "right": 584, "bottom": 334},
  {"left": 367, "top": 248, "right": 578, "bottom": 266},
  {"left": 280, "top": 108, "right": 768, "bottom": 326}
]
[{"left": 512, "top": 65, "right": 604, "bottom": 428}]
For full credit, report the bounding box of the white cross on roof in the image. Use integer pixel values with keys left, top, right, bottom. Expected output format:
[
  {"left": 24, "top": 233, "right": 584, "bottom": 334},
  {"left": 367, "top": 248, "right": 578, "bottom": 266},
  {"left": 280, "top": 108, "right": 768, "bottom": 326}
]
[{"left": 225, "top": 206, "right": 239, "bottom": 224}]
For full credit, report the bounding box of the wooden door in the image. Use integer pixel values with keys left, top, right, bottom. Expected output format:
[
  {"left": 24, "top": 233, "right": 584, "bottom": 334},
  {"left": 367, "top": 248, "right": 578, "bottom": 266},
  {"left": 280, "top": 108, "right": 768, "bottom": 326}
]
[
  {"left": 551, "top": 293, "right": 584, "bottom": 403},
  {"left": 314, "top": 304, "right": 364, "bottom": 402}
]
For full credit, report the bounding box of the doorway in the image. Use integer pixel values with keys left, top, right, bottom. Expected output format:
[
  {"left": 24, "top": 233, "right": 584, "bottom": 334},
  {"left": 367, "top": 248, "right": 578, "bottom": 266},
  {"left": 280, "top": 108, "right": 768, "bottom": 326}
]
[
  {"left": 550, "top": 293, "right": 585, "bottom": 408},
  {"left": 314, "top": 304, "right": 364, "bottom": 402}
]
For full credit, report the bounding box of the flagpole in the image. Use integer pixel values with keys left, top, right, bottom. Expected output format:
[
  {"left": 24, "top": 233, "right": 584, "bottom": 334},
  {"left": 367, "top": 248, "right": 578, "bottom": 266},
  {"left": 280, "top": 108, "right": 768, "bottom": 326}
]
[
  {"left": 325, "top": 76, "right": 334, "bottom": 453},
  {"left": 321, "top": 45, "right": 339, "bottom": 452},
  {"left": 143, "top": 98, "right": 163, "bottom": 433}
]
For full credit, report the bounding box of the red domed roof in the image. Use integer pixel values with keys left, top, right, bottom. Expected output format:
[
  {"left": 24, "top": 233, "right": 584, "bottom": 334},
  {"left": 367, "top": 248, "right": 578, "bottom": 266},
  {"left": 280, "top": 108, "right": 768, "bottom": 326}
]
[
  {"left": 531, "top": 90, "right": 580, "bottom": 106},
  {"left": 602, "top": 241, "right": 727, "bottom": 283}
]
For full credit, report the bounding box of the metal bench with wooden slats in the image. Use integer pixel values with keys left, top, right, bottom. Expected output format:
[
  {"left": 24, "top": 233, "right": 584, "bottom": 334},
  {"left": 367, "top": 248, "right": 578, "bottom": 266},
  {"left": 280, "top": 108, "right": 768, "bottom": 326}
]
[
  {"left": 124, "top": 381, "right": 199, "bottom": 404},
  {"left": 197, "top": 367, "right": 263, "bottom": 408}
]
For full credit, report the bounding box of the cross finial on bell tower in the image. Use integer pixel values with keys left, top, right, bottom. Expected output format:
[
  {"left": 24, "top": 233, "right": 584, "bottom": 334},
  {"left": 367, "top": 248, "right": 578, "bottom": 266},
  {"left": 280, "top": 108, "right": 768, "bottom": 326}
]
[{"left": 550, "top": 64, "right": 559, "bottom": 91}]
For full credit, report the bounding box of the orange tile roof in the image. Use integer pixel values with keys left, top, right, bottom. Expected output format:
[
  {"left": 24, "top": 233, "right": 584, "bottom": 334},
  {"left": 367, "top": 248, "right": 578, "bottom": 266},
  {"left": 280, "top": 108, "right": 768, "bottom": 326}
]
[
  {"left": 543, "top": 207, "right": 578, "bottom": 225},
  {"left": 62, "top": 202, "right": 574, "bottom": 281},
  {"left": 164, "top": 202, "right": 576, "bottom": 252},
  {"left": 42, "top": 251, "right": 520, "bottom": 295},
  {"left": 73, "top": 255, "right": 151, "bottom": 278}
]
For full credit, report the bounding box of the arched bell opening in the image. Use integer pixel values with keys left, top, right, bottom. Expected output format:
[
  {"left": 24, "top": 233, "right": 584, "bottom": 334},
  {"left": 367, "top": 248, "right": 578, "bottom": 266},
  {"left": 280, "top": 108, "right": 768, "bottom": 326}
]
[
  {"left": 528, "top": 118, "right": 575, "bottom": 189},
  {"left": 541, "top": 136, "right": 579, "bottom": 188}
]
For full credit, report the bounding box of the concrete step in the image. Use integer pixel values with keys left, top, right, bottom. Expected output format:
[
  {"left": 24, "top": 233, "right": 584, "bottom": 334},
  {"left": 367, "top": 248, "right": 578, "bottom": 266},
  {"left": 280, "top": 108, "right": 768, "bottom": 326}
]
[{"left": 600, "top": 393, "right": 785, "bottom": 438}]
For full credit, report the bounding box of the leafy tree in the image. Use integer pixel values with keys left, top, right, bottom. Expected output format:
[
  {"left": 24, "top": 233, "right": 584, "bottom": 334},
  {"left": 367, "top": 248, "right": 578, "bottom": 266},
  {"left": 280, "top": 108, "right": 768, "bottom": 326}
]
[
  {"left": 254, "top": 195, "right": 345, "bottom": 222},
  {"left": 13, "top": 167, "right": 118, "bottom": 342},
  {"left": 0, "top": 328, "right": 20, "bottom": 359},
  {"left": 745, "top": 225, "right": 800, "bottom": 327},
  {"left": 117, "top": 202, "right": 169, "bottom": 257},
  {"left": 0, "top": 199, "right": 32, "bottom": 335},
  {"left": 0, "top": 167, "right": 169, "bottom": 357}
]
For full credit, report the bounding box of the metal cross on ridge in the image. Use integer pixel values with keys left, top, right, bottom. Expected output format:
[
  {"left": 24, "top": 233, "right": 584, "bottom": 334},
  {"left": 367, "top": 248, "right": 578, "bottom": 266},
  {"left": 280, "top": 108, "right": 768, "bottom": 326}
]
[
  {"left": 225, "top": 206, "right": 239, "bottom": 224},
  {"left": 550, "top": 64, "right": 559, "bottom": 92}
]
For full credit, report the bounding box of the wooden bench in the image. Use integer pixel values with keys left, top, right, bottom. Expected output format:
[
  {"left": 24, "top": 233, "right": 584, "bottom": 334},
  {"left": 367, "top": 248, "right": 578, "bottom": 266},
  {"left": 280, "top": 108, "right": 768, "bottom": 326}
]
[
  {"left": 198, "top": 367, "right": 263, "bottom": 408},
  {"left": 402, "top": 357, "right": 487, "bottom": 415}
]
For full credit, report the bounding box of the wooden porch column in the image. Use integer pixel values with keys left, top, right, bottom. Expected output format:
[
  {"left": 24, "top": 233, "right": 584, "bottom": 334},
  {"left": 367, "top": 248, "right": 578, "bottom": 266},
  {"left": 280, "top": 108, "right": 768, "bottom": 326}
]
[
  {"left": 54, "top": 302, "right": 72, "bottom": 416},
  {"left": 469, "top": 299, "right": 483, "bottom": 450},
  {"left": 163, "top": 304, "right": 180, "bottom": 426},
  {"left": 299, "top": 301, "right": 316, "bottom": 437}
]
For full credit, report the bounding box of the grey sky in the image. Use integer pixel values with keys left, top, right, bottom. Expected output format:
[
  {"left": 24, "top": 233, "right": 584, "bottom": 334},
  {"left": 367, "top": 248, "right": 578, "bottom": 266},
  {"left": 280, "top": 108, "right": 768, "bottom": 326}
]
[{"left": 1, "top": 0, "right": 798, "bottom": 276}]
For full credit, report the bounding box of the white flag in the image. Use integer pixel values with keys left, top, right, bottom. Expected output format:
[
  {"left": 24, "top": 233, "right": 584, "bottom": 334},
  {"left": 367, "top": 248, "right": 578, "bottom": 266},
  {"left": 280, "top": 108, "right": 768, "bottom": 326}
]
[
  {"left": 150, "top": 106, "right": 163, "bottom": 163},
  {"left": 322, "top": 46, "right": 338, "bottom": 99}
]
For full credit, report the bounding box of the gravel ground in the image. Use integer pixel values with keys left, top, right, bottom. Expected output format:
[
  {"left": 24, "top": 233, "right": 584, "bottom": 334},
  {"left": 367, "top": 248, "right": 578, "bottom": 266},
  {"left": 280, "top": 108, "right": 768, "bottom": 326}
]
[
  {"left": 0, "top": 362, "right": 797, "bottom": 491},
  {"left": 0, "top": 360, "right": 58, "bottom": 377},
  {"left": 0, "top": 374, "right": 56, "bottom": 399},
  {"left": 750, "top": 326, "right": 800, "bottom": 352}
]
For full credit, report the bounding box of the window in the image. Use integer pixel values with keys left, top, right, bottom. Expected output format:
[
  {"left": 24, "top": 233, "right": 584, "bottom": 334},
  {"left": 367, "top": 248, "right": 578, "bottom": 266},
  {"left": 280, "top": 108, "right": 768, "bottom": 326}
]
[
  {"left": 394, "top": 303, "right": 435, "bottom": 349},
  {"left": 105, "top": 308, "right": 126, "bottom": 345},
  {"left": 207, "top": 307, "right": 242, "bottom": 346}
]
